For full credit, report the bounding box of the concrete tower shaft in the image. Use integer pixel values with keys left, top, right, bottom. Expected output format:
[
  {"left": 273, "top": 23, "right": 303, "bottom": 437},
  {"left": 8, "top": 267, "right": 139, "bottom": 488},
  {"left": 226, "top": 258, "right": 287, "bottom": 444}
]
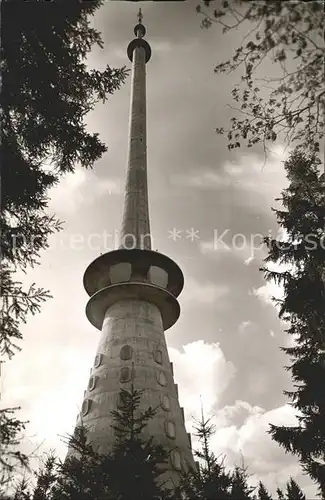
[
  {"left": 121, "top": 9, "right": 151, "bottom": 250},
  {"left": 73, "top": 11, "right": 195, "bottom": 487}
]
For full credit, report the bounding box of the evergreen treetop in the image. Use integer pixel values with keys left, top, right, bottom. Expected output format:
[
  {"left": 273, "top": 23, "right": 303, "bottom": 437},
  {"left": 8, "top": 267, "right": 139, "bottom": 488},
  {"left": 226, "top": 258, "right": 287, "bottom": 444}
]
[{"left": 262, "top": 148, "right": 325, "bottom": 495}]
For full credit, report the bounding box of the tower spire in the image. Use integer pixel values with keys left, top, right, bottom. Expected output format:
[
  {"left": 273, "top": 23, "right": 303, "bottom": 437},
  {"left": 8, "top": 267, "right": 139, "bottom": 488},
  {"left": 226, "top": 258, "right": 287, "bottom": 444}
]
[
  {"left": 121, "top": 9, "right": 152, "bottom": 251},
  {"left": 137, "top": 8, "right": 143, "bottom": 26}
]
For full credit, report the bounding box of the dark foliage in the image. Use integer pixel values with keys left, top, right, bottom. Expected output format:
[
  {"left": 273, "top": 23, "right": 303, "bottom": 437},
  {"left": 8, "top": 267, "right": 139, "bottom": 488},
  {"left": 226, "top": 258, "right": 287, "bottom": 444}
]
[
  {"left": 0, "top": 0, "right": 127, "bottom": 357},
  {"left": 6, "top": 387, "right": 170, "bottom": 500},
  {"left": 0, "top": 0, "right": 126, "bottom": 489},
  {"left": 175, "top": 406, "right": 253, "bottom": 499},
  {"left": 285, "top": 478, "right": 306, "bottom": 500},
  {"left": 260, "top": 149, "right": 325, "bottom": 495},
  {"left": 0, "top": 408, "right": 28, "bottom": 492},
  {"left": 257, "top": 481, "right": 272, "bottom": 500},
  {"left": 196, "top": 0, "right": 324, "bottom": 156},
  {"left": 229, "top": 466, "right": 255, "bottom": 499},
  {"left": 109, "top": 386, "right": 170, "bottom": 500}
]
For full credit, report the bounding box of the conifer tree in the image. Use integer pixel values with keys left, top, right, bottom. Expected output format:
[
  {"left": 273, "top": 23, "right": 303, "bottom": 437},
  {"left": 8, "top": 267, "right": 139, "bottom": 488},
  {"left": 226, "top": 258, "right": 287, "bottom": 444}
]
[
  {"left": 261, "top": 148, "right": 325, "bottom": 495},
  {"left": 31, "top": 454, "right": 60, "bottom": 500},
  {"left": 1, "top": 0, "right": 126, "bottom": 490},
  {"left": 277, "top": 487, "right": 285, "bottom": 500},
  {"left": 1, "top": 0, "right": 126, "bottom": 360},
  {"left": 109, "top": 385, "right": 170, "bottom": 500},
  {"left": 12, "top": 425, "right": 114, "bottom": 500},
  {"left": 192, "top": 408, "right": 216, "bottom": 477},
  {"left": 285, "top": 478, "right": 306, "bottom": 500},
  {"left": 228, "top": 465, "right": 255, "bottom": 499},
  {"left": 12, "top": 387, "right": 170, "bottom": 500},
  {"left": 0, "top": 407, "right": 29, "bottom": 495},
  {"left": 257, "top": 481, "right": 272, "bottom": 500},
  {"left": 10, "top": 478, "right": 32, "bottom": 500},
  {"left": 38, "top": 426, "right": 113, "bottom": 500},
  {"left": 176, "top": 406, "right": 232, "bottom": 499}
]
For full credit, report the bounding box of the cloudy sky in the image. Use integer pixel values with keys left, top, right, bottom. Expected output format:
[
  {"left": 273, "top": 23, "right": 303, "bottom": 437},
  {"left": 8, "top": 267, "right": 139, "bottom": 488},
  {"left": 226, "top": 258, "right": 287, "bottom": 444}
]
[{"left": 2, "top": 0, "right": 317, "bottom": 496}]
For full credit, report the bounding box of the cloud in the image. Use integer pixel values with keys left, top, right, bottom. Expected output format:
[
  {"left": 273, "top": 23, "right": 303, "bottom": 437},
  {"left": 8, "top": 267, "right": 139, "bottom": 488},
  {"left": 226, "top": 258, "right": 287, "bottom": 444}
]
[
  {"left": 181, "top": 277, "right": 229, "bottom": 306},
  {"left": 171, "top": 170, "right": 230, "bottom": 189},
  {"left": 169, "top": 341, "right": 236, "bottom": 417},
  {"left": 214, "top": 402, "right": 297, "bottom": 469},
  {"left": 167, "top": 341, "right": 311, "bottom": 496},
  {"left": 252, "top": 282, "right": 282, "bottom": 307},
  {"left": 200, "top": 236, "right": 259, "bottom": 264},
  {"left": 214, "top": 400, "right": 264, "bottom": 428},
  {"left": 222, "top": 148, "right": 289, "bottom": 201},
  {"left": 49, "top": 168, "right": 121, "bottom": 215},
  {"left": 171, "top": 146, "right": 289, "bottom": 203},
  {"left": 154, "top": 41, "right": 173, "bottom": 53},
  {"left": 244, "top": 255, "right": 254, "bottom": 265},
  {"left": 238, "top": 321, "right": 256, "bottom": 335},
  {"left": 1, "top": 335, "right": 96, "bottom": 464},
  {"left": 252, "top": 259, "right": 290, "bottom": 308},
  {"left": 208, "top": 402, "right": 305, "bottom": 495}
]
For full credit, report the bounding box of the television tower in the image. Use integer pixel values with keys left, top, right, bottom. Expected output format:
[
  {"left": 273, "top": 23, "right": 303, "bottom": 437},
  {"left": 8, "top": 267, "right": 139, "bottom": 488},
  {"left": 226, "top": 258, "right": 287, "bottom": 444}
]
[{"left": 75, "top": 10, "right": 195, "bottom": 485}]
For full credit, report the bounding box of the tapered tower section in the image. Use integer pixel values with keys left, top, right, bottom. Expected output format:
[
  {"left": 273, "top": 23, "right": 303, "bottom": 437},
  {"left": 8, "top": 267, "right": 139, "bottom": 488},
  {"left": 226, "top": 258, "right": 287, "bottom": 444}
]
[{"left": 75, "top": 11, "right": 195, "bottom": 486}]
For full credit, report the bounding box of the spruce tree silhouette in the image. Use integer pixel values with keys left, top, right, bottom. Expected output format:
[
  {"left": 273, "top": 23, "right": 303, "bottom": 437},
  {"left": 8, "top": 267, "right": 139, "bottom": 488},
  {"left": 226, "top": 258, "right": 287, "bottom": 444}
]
[
  {"left": 109, "top": 385, "right": 170, "bottom": 500},
  {"left": 175, "top": 403, "right": 232, "bottom": 499},
  {"left": 285, "top": 478, "right": 306, "bottom": 500},
  {"left": 257, "top": 481, "right": 272, "bottom": 500},
  {"left": 262, "top": 149, "right": 325, "bottom": 495}
]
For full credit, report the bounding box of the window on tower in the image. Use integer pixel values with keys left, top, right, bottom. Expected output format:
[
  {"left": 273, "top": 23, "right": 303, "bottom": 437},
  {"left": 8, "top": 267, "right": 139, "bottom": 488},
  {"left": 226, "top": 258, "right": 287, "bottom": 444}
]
[
  {"left": 148, "top": 266, "right": 168, "bottom": 288},
  {"left": 161, "top": 394, "right": 171, "bottom": 411},
  {"left": 120, "top": 345, "right": 133, "bottom": 361},
  {"left": 81, "top": 399, "right": 91, "bottom": 416},
  {"left": 94, "top": 353, "right": 102, "bottom": 368},
  {"left": 165, "top": 420, "right": 176, "bottom": 439},
  {"left": 120, "top": 367, "right": 131, "bottom": 383},
  {"left": 157, "top": 371, "right": 167, "bottom": 387},
  {"left": 88, "top": 376, "right": 97, "bottom": 391},
  {"left": 170, "top": 449, "right": 182, "bottom": 471},
  {"left": 154, "top": 349, "right": 163, "bottom": 364},
  {"left": 109, "top": 263, "right": 131, "bottom": 284}
]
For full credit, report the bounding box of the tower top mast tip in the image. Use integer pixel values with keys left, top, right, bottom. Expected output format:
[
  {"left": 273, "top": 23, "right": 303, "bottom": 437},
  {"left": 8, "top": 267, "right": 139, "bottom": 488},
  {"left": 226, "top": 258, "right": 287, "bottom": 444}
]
[{"left": 137, "top": 8, "right": 143, "bottom": 25}]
